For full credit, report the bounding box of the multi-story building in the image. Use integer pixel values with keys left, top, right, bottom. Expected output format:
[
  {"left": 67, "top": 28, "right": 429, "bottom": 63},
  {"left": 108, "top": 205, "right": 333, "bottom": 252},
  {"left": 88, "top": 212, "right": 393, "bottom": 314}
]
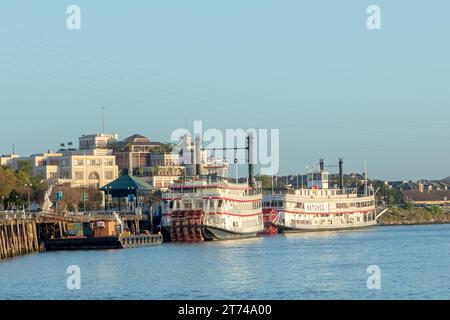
[
  {"left": 148, "top": 153, "right": 185, "bottom": 190},
  {"left": 79, "top": 133, "right": 118, "bottom": 151},
  {"left": 114, "top": 134, "right": 163, "bottom": 175},
  {"left": 2, "top": 133, "right": 119, "bottom": 189},
  {"left": 31, "top": 151, "right": 118, "bottom": 188},
  {"left": 0, "top": 153, "right": 20, "bottom": 168}
]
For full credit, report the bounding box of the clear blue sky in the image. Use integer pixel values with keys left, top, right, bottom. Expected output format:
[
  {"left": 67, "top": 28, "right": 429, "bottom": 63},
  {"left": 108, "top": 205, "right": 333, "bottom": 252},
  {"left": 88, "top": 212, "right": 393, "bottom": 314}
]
[{"left": 0, "top": 1, "right": 449, "bottom": 180}]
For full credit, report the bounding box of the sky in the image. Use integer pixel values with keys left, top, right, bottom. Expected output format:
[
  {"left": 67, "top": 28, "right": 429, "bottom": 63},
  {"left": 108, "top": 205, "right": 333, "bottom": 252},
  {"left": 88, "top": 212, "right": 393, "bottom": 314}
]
[{"left": 0, "top": 1, "right": 449, "bottom": 181}]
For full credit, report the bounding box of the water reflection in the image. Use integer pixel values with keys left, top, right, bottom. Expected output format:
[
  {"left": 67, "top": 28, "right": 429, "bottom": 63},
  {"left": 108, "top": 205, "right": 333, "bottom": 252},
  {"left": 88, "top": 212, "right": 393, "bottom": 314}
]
[{"left": 0, "top": 224, "right": 449, "bottom": 300}]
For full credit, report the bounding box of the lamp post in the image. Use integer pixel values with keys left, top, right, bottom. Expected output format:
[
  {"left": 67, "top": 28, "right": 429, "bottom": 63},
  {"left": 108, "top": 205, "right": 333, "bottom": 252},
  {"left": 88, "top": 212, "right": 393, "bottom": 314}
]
[
  {"left": 106, "top": 186, "right": 112, "bottom": 211},
  {"left": 81, "top": 185, "right": 88, "bottom": 214},
  {"left": 25, "top": 183, "right": 33, "bottom": 214}
]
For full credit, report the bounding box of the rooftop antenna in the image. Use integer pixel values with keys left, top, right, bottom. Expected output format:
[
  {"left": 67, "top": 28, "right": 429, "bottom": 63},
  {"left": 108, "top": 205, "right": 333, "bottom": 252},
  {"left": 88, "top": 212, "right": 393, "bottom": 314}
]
[{"left": 102, "top": 107, "right": 105, "bottom": 133}]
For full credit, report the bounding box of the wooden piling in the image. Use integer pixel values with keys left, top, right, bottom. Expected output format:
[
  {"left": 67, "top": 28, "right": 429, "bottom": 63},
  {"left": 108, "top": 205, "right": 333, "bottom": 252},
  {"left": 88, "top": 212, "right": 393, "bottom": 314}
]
[{"left": 0, "top": 219, "right": 43, "bottom": 260}]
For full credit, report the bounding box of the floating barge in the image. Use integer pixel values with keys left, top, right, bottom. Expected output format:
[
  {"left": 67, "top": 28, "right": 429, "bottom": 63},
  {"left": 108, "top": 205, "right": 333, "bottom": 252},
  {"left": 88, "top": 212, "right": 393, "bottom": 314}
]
[
  {"left": 43, "top": 213, "right": 163, "bottom": 251},
  {"left": 44, "top": 234, "right": 163, "bottom": 251}
]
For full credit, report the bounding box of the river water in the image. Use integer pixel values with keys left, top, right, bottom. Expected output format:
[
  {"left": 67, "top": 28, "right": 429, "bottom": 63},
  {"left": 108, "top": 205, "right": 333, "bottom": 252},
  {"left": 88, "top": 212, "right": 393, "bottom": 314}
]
[{"left": 0, "top": 224, "right": 449, "bottom": 300}]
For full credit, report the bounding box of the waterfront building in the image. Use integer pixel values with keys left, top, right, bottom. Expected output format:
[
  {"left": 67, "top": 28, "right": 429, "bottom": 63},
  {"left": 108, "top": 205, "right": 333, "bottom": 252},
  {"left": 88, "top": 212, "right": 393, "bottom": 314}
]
[
  {"left": 2, "top": 133, "right": 119, "bottom": 189},
  {"left": 113, "top": 134, "right": 163, "bottom": 176},
  {"left": 402, "top": 190, "right": 450, "bottom": 207},
  {"left": 149, "top": 153, "right": 185, "bottom": 190},
  {"left": 13, "top": 150, "right": 118, "bottom": 189},
  {"left": 0, "top": 153, "right": 20, "bottom": 168},
  {"left": 79, "top": 133, "right": 118, "bottom": 151}
]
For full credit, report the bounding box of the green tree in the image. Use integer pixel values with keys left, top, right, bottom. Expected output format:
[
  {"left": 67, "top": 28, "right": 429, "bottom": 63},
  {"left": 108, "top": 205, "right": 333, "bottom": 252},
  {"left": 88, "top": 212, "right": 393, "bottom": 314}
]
[
  {"left": 0, "top": 166, "right": 16, "bottom": 199},
  {"left": 17, "top": 160, "right": 33, "bottom": 176},
  {"left": 14, "top": 169, "right": 31, "bottom": 187},
  {"left": 255, "top": 175, "right": 274, "bottom": 189}
]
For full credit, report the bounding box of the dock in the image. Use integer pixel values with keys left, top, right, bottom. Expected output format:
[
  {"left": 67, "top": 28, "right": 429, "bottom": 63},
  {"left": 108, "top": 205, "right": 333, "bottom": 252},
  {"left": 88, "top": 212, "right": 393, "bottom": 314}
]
[
  {"left": 0, "top": 211, "right": 158, "bottom": 260},
  {"left": 0, "top": 218, "right": 41, "bottom": 260},
  {"left": 44, "top": 234, "right": 163, "bottom": 251}
]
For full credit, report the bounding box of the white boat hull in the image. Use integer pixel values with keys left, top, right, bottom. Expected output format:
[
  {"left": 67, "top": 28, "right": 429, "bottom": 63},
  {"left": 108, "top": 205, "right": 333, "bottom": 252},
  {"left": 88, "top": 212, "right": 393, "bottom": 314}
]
[{"left": 275, "top": 219, "right": 378, "bottom": 233}]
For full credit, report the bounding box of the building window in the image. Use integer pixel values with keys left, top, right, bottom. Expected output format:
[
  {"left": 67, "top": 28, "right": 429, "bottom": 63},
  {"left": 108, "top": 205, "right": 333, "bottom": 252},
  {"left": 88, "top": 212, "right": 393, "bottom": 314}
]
[
  {"left": 74, "top": 159, "right": 84, "bottom": 166},
  {"left": 88, "top": 172, "right": 100, "bottom": 180},
  {"left": 105, "top": 171, "right": 114, "bottom": 180},
  {"left": 75, "top": 171, "right": 84, "bottom": 180}
]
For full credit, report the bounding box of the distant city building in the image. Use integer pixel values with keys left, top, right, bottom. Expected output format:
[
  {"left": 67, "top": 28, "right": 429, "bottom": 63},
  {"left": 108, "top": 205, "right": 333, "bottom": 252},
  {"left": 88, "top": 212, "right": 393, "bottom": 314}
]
[
  {"left": 114, "top": 134, "right": 163, "bottom": 175},
  {"left": 149, "top": 153, "right": 185, "bottom": 190},
  {"left": 25, "top": 151, "right": 118, "bottom": 188},
  {"left": 79, "top": 133, "right": 118, "bottom": 151},
  {"left": 1, "top": 133, "right": 119, "bottom": 189},
  {"left": 0, "top": 153, "right": 20, "bottom": 168},
  {"left": 402, "top": 190, "right": 450, "bottom": 207}
]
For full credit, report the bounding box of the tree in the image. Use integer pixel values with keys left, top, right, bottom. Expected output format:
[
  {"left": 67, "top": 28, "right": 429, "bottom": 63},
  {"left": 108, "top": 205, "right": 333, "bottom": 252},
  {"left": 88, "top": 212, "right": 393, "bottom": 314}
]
[
  {"left": 135, "top": 167, "right": 145, "bottom": 177},
  {"left": 15, "top": 169, "right": 31, "bottom": 187},
  {"left": 17, "top": 160, "right": 33, "bottom": 176},
  {"left": 255, "top": 175, "right": 274, "bottom": 189},
  {"left": 0, "top": 166, "right": 16, "bottom": 199}
]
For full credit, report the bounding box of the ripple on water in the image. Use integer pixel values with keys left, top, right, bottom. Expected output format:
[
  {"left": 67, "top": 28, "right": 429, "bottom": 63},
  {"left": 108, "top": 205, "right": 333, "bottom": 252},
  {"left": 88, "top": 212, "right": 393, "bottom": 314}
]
[{"left": 0, "top": 224, "right": 449, "bottom": 300}]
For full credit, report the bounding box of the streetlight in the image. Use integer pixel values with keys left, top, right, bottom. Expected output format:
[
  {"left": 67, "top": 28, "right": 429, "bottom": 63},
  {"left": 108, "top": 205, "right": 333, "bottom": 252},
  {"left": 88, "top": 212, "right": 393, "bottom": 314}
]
[
  {"left": 106, "top": 186, "right": 112, "bottom": 211},
  {"left": 25, "top": 183, "right": 33, "bottom": 214},
  {"left": 81, "top": 185, "right": 88, "bottom": 214}
]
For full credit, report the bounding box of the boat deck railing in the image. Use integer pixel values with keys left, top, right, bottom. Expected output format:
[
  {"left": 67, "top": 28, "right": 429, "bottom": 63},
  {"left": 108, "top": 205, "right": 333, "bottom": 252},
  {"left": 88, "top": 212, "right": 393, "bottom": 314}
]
[{"left": 262, "top": 188, "right": 374, "bottom": 198}]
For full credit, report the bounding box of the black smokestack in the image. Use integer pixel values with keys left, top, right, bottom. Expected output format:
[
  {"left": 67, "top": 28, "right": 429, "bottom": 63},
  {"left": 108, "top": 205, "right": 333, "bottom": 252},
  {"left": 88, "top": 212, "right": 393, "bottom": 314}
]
[
  {"left": 195, "top": 135, "right": 202, "bottom": 176},
  {"left": 319, "top": 159, "right": 324, "bottom": 172},
  {"left": 248, "top": 133, "right": 255, "bottom": 187},
  {"left": 339, "top": 158, "right": 344, "bottom": 189}
]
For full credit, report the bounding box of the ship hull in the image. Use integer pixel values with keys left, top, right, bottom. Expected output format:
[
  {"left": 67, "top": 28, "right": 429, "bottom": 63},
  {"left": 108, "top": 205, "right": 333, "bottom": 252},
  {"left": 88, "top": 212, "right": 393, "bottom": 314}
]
[
  {"left": 276, "top": 220, "right": 378, "bottom": 233},
  {"left": 204, "top": 226, "right": 258, "bottom": 241},
  {"left": 163, "top": 224, "right": 260, "bottom": 242}
]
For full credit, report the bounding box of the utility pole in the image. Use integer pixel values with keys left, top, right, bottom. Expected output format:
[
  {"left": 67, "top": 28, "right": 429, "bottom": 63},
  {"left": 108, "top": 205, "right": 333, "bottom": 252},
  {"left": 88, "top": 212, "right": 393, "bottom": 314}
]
[
  {"left": 102, "top": 107, "right": 105, "bottom": 133},
  {"left": 26, "top": 184, "right": 32, "bottom": 214}
]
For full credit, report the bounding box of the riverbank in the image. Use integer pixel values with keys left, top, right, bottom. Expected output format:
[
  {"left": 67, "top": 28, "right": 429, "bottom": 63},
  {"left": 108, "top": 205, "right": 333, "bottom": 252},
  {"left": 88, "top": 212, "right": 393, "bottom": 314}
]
[{"left": 378, "top": 206, "right": 450, "bottom": 226}]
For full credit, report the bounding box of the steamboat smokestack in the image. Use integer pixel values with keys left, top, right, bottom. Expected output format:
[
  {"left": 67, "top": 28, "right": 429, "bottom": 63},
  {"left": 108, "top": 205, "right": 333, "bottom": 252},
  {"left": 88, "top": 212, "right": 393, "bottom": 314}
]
[
  {"left": 195, "top": 135, "right": 202, "bottom": 176},
  {"left": 319, "top": 159, "right": 324, "bottom": 172},
  {"left": 338, "top": 158, "right": 344, "bottom": 189},
  {"left": 248, "top": 133, "right": 255, "bottom": 187}
]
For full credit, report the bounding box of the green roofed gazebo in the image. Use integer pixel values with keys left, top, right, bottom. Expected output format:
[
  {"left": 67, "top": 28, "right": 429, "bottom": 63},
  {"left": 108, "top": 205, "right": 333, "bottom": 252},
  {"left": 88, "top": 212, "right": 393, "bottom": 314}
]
[{"left": 100, "top": 173, "right": 153, "bottom": 211}]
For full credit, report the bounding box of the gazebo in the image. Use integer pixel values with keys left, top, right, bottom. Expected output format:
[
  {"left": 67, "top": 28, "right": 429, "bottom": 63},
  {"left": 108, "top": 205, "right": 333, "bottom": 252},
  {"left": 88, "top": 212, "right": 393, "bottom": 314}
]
[{"left": 100, "top": 173, "right": 153, "bottom": 212}]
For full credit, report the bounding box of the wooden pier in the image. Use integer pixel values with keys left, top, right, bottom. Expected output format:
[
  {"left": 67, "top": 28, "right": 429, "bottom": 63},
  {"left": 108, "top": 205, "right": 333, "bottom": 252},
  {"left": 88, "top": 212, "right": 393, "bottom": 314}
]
[
  {"left": 0, "top": 211, "right": 152, "bottom": 261},
  {"left": 0, "top": 219, "right": 41, "bottom": 260}
]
